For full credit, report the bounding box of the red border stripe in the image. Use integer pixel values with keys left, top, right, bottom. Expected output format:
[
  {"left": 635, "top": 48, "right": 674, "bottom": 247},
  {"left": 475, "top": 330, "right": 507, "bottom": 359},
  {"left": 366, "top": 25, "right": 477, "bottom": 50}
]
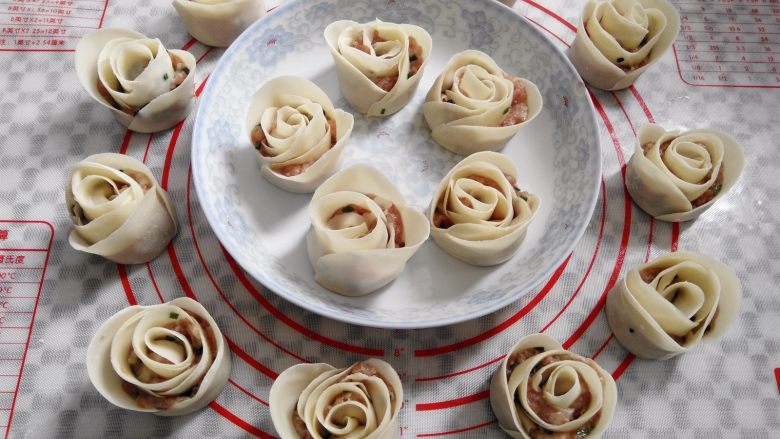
[
  {"left": 117, "top": 265, "right": 137, "bottom": 306},
  {"left": 209, "top": 401, "right": 276, "bottom": 439},
  {"left": 521, "top": 0, "right": 576, "bottom": 32},
  {"left": 416, "top": 390, "right": 490, "bottom": 411}
]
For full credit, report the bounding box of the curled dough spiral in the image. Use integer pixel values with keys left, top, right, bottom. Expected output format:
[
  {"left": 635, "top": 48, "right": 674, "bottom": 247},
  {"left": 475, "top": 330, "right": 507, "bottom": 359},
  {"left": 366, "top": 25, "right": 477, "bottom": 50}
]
[
  {"left": 625, "top": 123, "right": 744, "bottom": 222},
  {"left": 606, "top": 251, "right": 742, "bottom": 360},
  {"left": 423, "top": 50, "right": 543, "bottom": 155},
  {"left": 324, "top": 19, "right": 432, "bottom": 116},
  {"left": 270, "top": 359, "right": 403, "bottom": 439},
  {"left": 307, "top": 164, "right": 429, "bottom": 296},
  {"left": 490, "top": 333, "right": 617, "bottom": 438},
  {"left": 247, "top": 76, "right": 354, "bottom": 193},
  {"left": 172, "top": 0, "right": 266, "bottom": 47},
  {"left": 66, "top": 153, "right": 177, "bottom": 264},
  {"left": 75, "top": 28, "right": 197, "bottom": 133},
  {"left": 86, "top": 297, "right": 231, "bottom": 416},
  {"left": 428, "top": 151, "right": 539, "bottom": 266},
  {"left": 568, "top": 0, "right": 680, "bottom": 90}
]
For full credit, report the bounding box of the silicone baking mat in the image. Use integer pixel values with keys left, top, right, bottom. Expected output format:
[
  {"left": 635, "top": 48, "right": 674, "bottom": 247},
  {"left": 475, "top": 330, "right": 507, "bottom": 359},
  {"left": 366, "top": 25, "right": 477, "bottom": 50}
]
[{"left": 0, "top": 0, "right": 778, "bottom": 437}]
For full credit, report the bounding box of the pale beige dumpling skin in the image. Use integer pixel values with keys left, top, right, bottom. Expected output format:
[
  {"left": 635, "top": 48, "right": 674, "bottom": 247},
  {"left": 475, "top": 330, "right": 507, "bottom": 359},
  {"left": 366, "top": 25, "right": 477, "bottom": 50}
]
[
  {"left": 490, "top": 333, "right": 617, "bottom": 438},
  {"left": 307, "top": 165, "right": 429, "bottom": 296},
  {"left": 324, "top": 19, "right": 432, "bottom": 117},
  {"left": 423, "top": 50, "right": 542, "bottom": 155},
  {"left": 270, "top": 359, "right": 403, "bottom": 439},
  {"left": 625, "top": 123, "right": 744, "bottom": 222},
  {"left": 428, "top": 151, "right": 539, "bottom": 266},
  {"left": 247, "top": 76, "right": 354, "bottom": 193},
  {"left": 75, "top": 28, "right": 196, "bottom": 133},
  {"left": 172, "top": 0, "right": 266, "bottom": 47},
  {"left": 568, "top": 0, "right": 680, "bottom": 90},
  {"left": 66, "top": 153, "right": 177, "bottom": 264},
  {"left": 86, "top": 297, "right": 231, "bottom": 416},
  {"left": 606, "top": 251, "right": 742, "bottom": 360}
]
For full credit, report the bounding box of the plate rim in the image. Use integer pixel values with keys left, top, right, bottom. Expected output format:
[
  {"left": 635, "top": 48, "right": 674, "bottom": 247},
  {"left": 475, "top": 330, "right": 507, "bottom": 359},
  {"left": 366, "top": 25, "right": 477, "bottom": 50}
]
[{"left": 191, "top": 0, "right": 602, "bottom": 329}]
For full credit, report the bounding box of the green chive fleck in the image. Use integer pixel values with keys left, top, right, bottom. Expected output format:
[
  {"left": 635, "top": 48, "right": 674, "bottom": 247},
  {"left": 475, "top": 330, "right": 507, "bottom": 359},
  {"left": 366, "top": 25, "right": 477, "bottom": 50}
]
[
  {"left": 503, "top": 107, "right": 510, "bottom": 114},
  {"left": 169, "top": 312, "right": 179, "bottom": 320},
  {"left": 306, "top": 114, "right": 313, "bottom": 121},
  {"left": 533, "top": 346, "right": 545, "bottom": 353},
  {"left": 616, "top": 57, "right": 624, "bottom": 63},
  {"left": 380, "top": 108, "right": 386, "bottom": 115},
  {"left": 409, "top": 54, "right": 418, "bottom": 62},
  {"left": 341, "top": 206, "right": 354, "bottom": 213},
  {"left": 163, "top": 73, "right": 169, "bottom": 81},
  {"left": 576, "top": 426, "right": 591, "bottom": 437}
]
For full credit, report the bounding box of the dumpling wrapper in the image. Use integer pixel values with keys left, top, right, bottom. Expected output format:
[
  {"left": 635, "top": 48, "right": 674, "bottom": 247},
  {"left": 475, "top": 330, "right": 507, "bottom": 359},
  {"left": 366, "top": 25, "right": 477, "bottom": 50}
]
[
  {"left": 567, "top": 0, "right": 680, "bottom": 90},
  {"left": 86, "top": 297, "right": 231, "bottom": 416},
  {"left": 75, "top": 27, "right": 197, "bottom": 133},
  {"left": 625, "top": 123, "right": 744, "bottom": 222},
  {"left": 428, "top": 151, "right": 540, "bottom": 266},
  {"left": 606, "top": 251, "right": 741, "bottom": 360},
  {"left": 490, "top": 333, "right": 617, "bottom": 438},
  {"left": 324, "top": 19, "right": 432, "bottom": 117},
  {"left": 66, "top": 153, "right": 178, "bottom": 264},
  {"left": 270, "top": 359, "right": 403, "bottom": 439},
  {"left": 423, "top": 50, "right": 543, "bottom": 155},
  {"left": 246, "top": 75, "right": 354, "bottom": 193},
  {"left": 307, "top": 164, "right": 429, "bottom": 296},
  {"left": 172, "top": 0, "right": 266, "bottom": 48}
]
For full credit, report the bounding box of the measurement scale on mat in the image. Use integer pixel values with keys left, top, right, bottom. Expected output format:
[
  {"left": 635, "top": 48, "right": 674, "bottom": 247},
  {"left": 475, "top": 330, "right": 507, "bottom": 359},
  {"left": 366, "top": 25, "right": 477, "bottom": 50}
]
[
  {"left": 0, "top": 221, "right": 52, "bottom": 439},
  {"left": 673, "top": 0, "right": 780, "bottom": 88}
]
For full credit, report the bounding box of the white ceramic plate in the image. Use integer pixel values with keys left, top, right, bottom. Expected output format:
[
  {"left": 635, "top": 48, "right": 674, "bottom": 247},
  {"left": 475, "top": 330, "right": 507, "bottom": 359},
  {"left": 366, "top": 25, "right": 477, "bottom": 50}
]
[{"left": 192, "top": 0, "right": 600, "bottom": 328}]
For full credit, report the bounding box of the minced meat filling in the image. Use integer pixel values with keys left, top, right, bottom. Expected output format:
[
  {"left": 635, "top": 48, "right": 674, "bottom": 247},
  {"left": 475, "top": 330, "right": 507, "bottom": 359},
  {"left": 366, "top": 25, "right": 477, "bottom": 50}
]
[
  {"left": 121, "top": 311, "right": 216, "bottom": 410},
  {"left": 351, "top": 31, "right": 424, "bottom": 92},
  {"left": 433, "top": 173, "right": 527, "bottom": 229},
  {"left": 169, "top": 53, "right": 190, "bottom": 89},
  {"left": 251, "top": 114, "right": 338, "bottom": 177},
  {"left": 328, "top": 196, "right": 405, "bottom": 248},
  {"left": 500, "top": 75, "right": 530, "bottom": 127}
]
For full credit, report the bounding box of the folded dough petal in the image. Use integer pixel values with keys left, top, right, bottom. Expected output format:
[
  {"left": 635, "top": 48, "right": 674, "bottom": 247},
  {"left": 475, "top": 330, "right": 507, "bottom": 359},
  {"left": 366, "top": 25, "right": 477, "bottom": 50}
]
[
  {"left": 625, "top": 123, "right": 744, "bottom": 222},
  {"left": 86, "top": 297, "right": 231, "bottom": 416},
  {"left": 490, "top": 333, "right": 617, "bottom": 438},
  {"left": 75, "top": 28, "right": 197, "bottom": 133},
  {"left": 567, "top": 0, "right": 680, "bottom": 90},
  {"left": 324, "top": 19, "right": 432, "bottom": 116},
  {"left": 66, "top": 153, "right": 178, "bottom": 264},
  {"left": 423, "top": 50, "right": 543, "bottom": 155},
  {"left": 270, "top": 359, "right": 402, "bottom": 439},
  {"left": 605, "top": 251, "right": 742, "bottom": 360},
  {"left": 172, "top": 0, "right": 266, "bottom": 47},
  {"left": 247, "top": 76, "right": 354, "bottom": 193},
  {"left": 307, "top": 164, "right": 429, "bottom": 296},
  {"left": 428, "top": 151, "right": 540, "bottom": 266}
]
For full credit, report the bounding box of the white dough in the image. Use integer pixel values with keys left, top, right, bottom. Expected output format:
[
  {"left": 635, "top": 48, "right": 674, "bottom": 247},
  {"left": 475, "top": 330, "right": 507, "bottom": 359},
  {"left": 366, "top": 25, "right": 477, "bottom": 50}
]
[
  {"left": 86, "top": 297, "right": 231, "bottom": 416},
  {"left": 605, "top": 251, "right": 742, "bottom": 360},
  {"left": 75, "top": 28, "right": 197, "bottom": 133},
  {"left": 423, "top": 50, "right": 543, "bottom": 155},
  {"left": 324, "top": 19, "right": 432, "bottom": 116},
  {"left": 490, "top": 333, "right": 617, "bottom": 438},
  {"left": 625, "top": 123, "right": 744, "bottom": 222},
  {"left": 270, "top": 359, "right": 403, "bottom": 439},
  {"left": 66, "top": 153, "right": 178, "bottom": 264},
  {"left": 307, "top": 165, "right": 429, "bottom": 296},
  {"left": 172, "top": 0, "right": 266, "bottom": 47},
  {"left": 427, "top": 151, "right": 539, "bottom": 266},
  {"left": 246, "top": 76, "right": 354, "bottom": 193},
  {"left": 567, "top": 0, "right": 680, "bottom": 90}
]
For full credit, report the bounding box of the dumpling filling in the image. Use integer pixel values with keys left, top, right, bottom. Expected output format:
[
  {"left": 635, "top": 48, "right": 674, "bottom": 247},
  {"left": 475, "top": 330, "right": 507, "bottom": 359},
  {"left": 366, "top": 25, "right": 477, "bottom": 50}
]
[
  {"left": 249, "top": 114, "right": 338, "bottom": 177},
  {"left": 500, "top": 75, "right": 530, "bottom": 127},
  {"left": 349, "top": 30, "right": 424, "bottom": 92},
  {"left": 433, "top": 173, "right": 529, "bottom": 229},
  {"left": 328, "top": 195, "right": 405, "bottom": 248}
]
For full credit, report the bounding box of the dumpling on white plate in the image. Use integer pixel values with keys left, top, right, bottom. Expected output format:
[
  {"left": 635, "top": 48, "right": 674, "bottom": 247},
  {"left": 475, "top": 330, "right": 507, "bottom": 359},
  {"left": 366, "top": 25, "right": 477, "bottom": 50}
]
[
  {"left": 75, "top": 28, "right": 196, "bottom": 133},
  {"left": 324, "top": 19, "right": 432, "bottom": 117}
]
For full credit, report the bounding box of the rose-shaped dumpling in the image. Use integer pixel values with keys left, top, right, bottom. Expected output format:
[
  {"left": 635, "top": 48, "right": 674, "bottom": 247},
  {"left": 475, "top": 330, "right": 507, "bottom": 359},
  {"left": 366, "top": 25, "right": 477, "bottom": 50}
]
[
  {"left": 66, "top": 153, "right": 178, "bottom": 264},
  {"left": 625, "top": 124, "right": 744, "bottom": 222},
  {"left": 247, "top": 76, "right": 354, "bottom": 193},
  {"left": 422, "top": 50, "right": 543, "bottom": 155},
  {"left": 568, "top": 0, "right": 680, "bottom": 90},
  {"left": 324, "top": 19, "right": 432, "bottom": 117},
  {"left": 172, "top": 0, "right": 266, "bottom": 47},
  {"left": 75, "top": 28, "right": 196, "bottom": 133},
  {"left": 307, "top": 164, "right": 429, "bottom": 296},
  {"left": 86, "top": 297, "right": 231, "bottom": 416},
  {"left": 428, "top": 151, "right": 540, "bottom": 266},
  {"left": 490, "top": 333, "right": 617, "bottom": 438},
  {"left": 605, "top": 251, "right": 741, "bottom": 360},
  {"left": 270, "top": 359, "right": 402, "bottom": 439}
]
